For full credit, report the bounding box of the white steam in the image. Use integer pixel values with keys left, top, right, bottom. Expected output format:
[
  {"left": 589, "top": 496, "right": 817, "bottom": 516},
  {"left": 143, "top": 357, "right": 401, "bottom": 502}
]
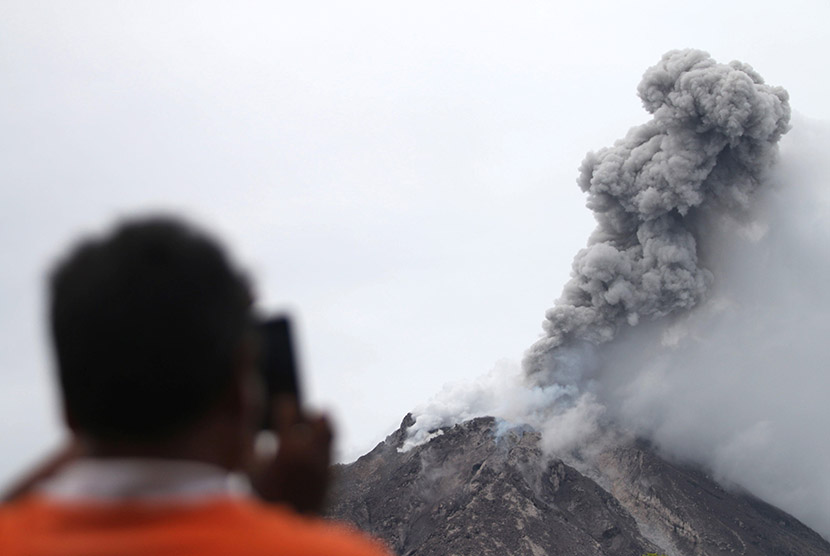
[
  {"left": 399, "top": 360, "right": 577, "bottom": 452},
  {"left": 404, "top": 51, "right": 830, "bottom": 538}
]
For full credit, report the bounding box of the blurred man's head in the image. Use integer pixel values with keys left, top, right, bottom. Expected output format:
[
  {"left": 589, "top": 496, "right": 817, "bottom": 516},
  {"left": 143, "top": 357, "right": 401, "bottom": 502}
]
[{"left": 49, "top": 217, "right": 254, "bottom": 445}]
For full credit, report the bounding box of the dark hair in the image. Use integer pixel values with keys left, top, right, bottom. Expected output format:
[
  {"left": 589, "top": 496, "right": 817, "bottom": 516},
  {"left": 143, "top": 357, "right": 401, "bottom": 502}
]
[{"left": 49, "top": 216, "right": 252, "bottom": 441}]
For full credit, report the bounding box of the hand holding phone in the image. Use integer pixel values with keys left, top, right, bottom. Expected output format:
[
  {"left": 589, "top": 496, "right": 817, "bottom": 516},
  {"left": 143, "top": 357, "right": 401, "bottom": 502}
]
[
  {"left": 252, "top": 315, "right": 333, "bottom": 513},
  {"left": 258, "top": 316, "right": 302, "bottom": 430}
]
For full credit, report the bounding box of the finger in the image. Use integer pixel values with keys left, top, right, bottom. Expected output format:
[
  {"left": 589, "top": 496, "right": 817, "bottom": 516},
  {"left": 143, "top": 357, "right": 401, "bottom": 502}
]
[
  {"left": 309, "top": 414, "right": 334, "bottom": 445},
  {"left": 273, "top": 394, "right": 301, "bottom": 433}
]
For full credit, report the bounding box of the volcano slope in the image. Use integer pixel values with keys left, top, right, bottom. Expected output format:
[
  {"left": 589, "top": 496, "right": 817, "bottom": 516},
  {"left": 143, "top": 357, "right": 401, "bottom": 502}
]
[{"left": 327, "top": 416, "right": 830, "bottom": 556}]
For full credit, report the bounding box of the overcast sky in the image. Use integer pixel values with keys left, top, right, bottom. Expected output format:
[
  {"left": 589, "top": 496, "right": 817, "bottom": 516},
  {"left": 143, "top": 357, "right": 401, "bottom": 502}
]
[{"left": 2, "top": 1, "right": 829, "bottom": 484}]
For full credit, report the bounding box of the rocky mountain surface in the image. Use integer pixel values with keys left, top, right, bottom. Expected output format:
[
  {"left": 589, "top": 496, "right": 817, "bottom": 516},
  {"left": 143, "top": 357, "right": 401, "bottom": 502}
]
[{"left": 327, "top": 415, "right": 830, "bottom": 556}]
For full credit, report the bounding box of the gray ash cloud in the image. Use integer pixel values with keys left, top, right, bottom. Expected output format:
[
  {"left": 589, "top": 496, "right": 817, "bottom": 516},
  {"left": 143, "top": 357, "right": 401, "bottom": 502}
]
[{"left": 523, "top": 49, "right": 791, "bottom": 385}]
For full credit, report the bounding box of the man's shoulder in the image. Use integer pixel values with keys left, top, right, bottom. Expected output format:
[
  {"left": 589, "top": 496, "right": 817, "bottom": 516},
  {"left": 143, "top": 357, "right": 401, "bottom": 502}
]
[
  {"left": 228, "top": 498, "right": 392, "bottom": 556},
  {"left": 0, "top": 496, "right": 393, "bottom": 556}
]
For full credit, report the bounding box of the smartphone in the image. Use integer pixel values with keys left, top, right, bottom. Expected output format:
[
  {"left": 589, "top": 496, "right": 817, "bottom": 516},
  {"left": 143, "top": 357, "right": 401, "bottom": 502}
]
[{"left": 258, "top": 315, "right": 302, "bottom": 429}]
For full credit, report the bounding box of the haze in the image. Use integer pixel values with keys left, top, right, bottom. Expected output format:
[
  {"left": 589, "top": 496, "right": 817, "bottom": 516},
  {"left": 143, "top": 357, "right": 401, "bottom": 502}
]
[{"left": 2, "top": 3, "right": 829, "bottom": 537}]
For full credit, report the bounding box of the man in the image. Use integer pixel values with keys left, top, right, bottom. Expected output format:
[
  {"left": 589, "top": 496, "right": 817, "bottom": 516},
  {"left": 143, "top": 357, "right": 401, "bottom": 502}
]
[{"left": 0, "top": 216, "right": 391, "bottom": 556}]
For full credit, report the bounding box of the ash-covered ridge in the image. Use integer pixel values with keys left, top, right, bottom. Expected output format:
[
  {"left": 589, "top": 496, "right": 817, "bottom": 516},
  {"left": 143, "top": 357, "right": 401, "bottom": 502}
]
[{"left": 328, "top": 416, "right": 830, "bottom": 556}]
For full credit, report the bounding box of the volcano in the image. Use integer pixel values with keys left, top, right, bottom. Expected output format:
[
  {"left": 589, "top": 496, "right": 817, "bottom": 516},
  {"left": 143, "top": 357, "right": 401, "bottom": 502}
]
[
  {"left": 327, "top": 50, "right": 829, "bottom": 556},
  {"left": 328, "top": 416, "right": 830, "bottom": 556}
]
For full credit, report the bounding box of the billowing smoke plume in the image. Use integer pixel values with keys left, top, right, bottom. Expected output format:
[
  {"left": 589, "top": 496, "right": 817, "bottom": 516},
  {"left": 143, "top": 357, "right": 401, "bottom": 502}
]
[
  {"left": 523, "top": 49, "right": 790, "bottom": 387},
  {"left": 405, "top": 51, "right": 830, "bottom": 537}
]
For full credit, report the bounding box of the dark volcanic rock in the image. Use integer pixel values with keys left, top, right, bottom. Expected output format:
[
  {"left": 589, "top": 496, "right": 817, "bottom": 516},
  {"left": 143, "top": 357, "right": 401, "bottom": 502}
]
[
  {"left": 328, "top": 415, "right": 830, "bottom": 556},
  {"left": 578, "top": 439, "right": 830, "bottom": 556},
  {"left": 329, "top": 416, "right": 659, "bottom": 555}
]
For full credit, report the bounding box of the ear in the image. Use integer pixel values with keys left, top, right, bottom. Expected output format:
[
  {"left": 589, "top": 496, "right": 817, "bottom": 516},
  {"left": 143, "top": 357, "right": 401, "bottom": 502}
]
[
  {"left": 217, "top": 337, "right": 263, "bottom": 470},
  {"left": 229, "top": 335, "right": 264, "bottom": 430}
]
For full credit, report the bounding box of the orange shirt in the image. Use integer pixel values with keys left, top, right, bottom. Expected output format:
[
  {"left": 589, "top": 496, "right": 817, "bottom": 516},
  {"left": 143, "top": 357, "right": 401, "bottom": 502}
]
[{"left": 0, "top": 495, "right": 392, "bottom": 556}]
